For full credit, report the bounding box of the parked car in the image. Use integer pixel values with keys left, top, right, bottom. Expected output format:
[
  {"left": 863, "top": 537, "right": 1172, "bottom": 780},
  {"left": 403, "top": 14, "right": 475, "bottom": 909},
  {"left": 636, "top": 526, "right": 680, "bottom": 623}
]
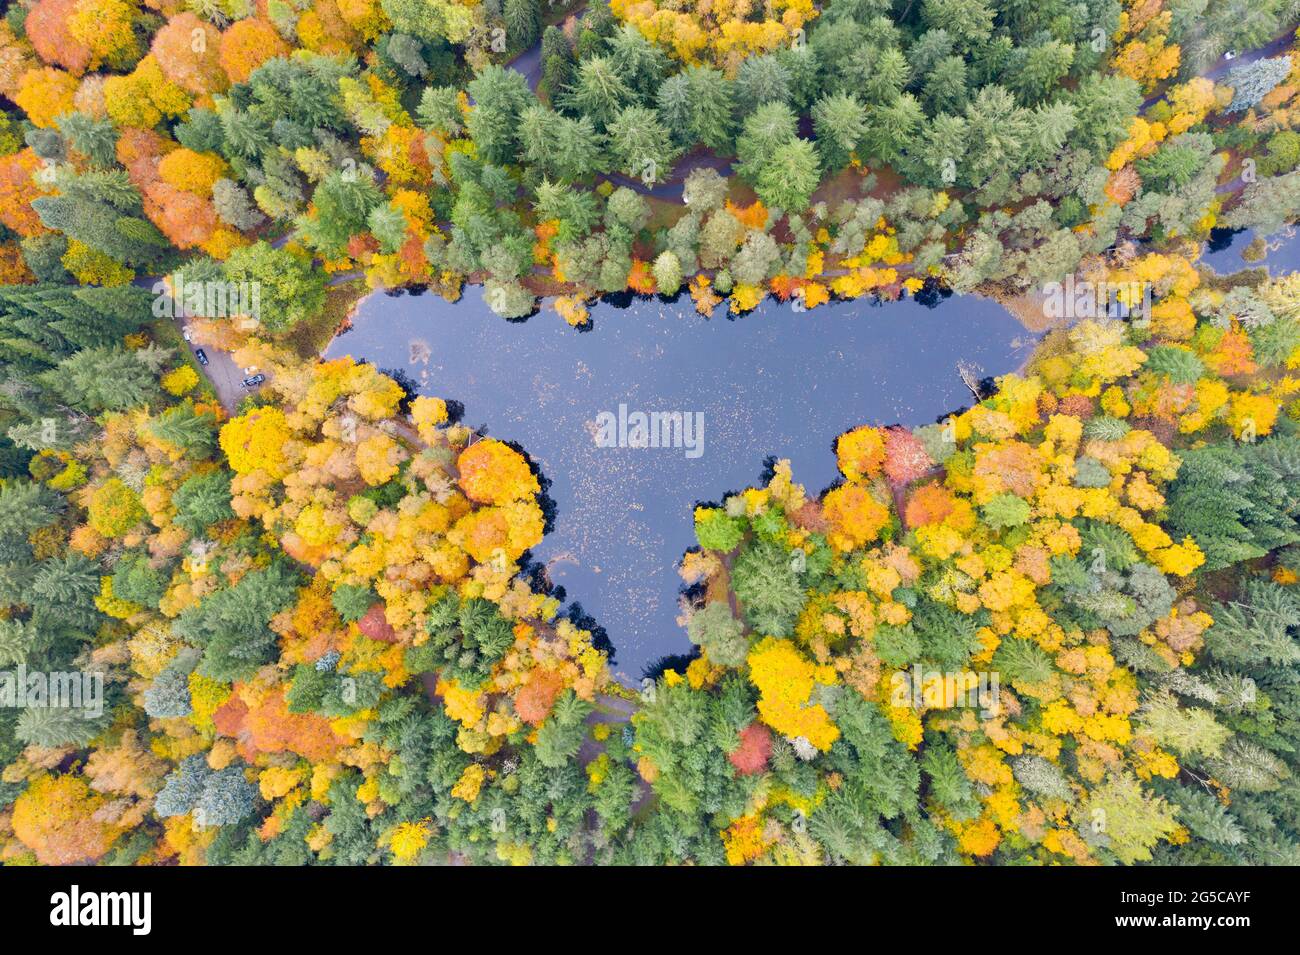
[
  {"left": 242, "top": 374, "right": 266, "bottom": 388},
  {"left": 182, "top": 328, "right": 192, "bottom": 342},
  {"left": 195, "top": 349, "right": 209, "bottom": 366}
]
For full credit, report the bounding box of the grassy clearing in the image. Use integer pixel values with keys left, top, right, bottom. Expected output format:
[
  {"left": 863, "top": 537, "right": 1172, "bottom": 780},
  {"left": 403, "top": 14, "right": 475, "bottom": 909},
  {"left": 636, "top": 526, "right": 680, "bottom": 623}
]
[{"left": 284, "top": 277, "right": 369, "bottom": 359}]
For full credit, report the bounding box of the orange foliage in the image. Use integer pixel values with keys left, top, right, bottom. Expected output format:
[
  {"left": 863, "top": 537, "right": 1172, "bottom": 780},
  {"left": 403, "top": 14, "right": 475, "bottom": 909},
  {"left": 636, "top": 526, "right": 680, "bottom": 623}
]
[
  {"left": 1105, "top": 167, "right": 1140, "bottom": 205},
  {"left": 0, "top": 24, "right": 39, "bottom": 100},
  {"left": 726, "top": 199, "right": 768, "bottom": 230},
  {"left": 25, "top": 0, "right": 93, "bottom": 75},
  {"left": 145, "top": 181, "right": 219, "bottom": 250},
  {"left": 905, "top": 482, "right": 956, "bottom": 528},
  {"left": 11, "top": 774, "right": 123, "bottom": 865},
  {"left": 768, "top": 273, "right": 804, "bottom": 302},
  {"left": 689, "top": 273, "right": 721, "bottom": 314},
  {"left": 150, "top": 12, "right": 228, "bottom": 95},
  {"left": 451, "top": 500, "right": 545, "bottom": 563},
  {"left": 514, "top": 668, "right": 565, "bottom": 725},
  {"left": 213, "top": 684, "right": 347, "bottom": 762},
  {"left": 219, "top": 17, "right": 290, "bottom": 84},
  {"left": 116, "top": 126, "right": 174, "bottom": 188},
  {"left": 0, "top": 242, "right": 34, "bottom": 284},
  {"left": 822, "top": 483, "right": 891, "bottom": 551},
  {"left": 0, "top": 149, "right": 53, "bottom": 237},
  {"left": 1205, "top": 326, "right": 1256, "bottom": 377},
  {"left": 627, "top": 258, "right": 656, "bottom": 295},
  {"left": 457, "top": 439, "right": 539, "bottom": 506},
  {"left": 835, "top": 426, "right": 887, "bottom": 482}
]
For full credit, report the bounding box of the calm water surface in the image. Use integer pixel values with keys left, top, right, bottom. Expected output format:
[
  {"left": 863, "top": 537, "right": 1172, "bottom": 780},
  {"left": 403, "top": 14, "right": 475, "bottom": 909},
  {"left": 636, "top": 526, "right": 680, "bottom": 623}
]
[
  {"left": 328, "top": 225, "right": 1300, "bottom": 679},
  {"left": 1201, "top": 226, "right": 1300, "bottom": 273},
  {"left": 327, "top": 288, "right": 1034, "bottom": 679}
]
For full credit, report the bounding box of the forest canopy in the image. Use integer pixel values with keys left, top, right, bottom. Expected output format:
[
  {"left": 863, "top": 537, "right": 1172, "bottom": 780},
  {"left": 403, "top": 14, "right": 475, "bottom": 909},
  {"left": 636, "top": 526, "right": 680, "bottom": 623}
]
[{"left": 0, "top": 0, "right": 1298, "bottom": 867}]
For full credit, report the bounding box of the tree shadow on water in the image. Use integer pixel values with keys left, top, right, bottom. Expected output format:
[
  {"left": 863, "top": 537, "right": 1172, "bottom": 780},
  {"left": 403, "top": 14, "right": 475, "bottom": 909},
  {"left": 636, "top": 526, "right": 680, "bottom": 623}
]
[
  {"left": 1207, "top": 226, "right": 1244, "bottom": 254},
  {"left": 641, "top": 648, "right": 700, "bottom": 684},
  {"left": 564, "top": 602, "right": 615, "bottom": 664},
  {"left": 913, "top": 277, "right": 954, "bottom": 309},
  {"left": 377, "top": 367, "right": 419, "bottom": 413},
  {"left": 505, "top": 440, "right": 558, "bottom": 535}
]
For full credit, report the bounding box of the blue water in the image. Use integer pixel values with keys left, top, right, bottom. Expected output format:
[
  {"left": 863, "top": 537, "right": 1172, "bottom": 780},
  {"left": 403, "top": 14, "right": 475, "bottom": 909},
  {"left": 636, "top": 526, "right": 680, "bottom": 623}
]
[
  {"left": 1202, "top": 226, "right": 1300, "bottom": 274},
  {"left": 326, "top": 287, "right": 1033, "bottom": 679}
]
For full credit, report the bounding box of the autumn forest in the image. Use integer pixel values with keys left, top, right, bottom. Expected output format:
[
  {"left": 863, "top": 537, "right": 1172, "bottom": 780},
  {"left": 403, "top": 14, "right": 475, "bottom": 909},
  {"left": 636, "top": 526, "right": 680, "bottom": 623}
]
[{"left": 0, "top": 0, "right": 1298, "bottom": 875}]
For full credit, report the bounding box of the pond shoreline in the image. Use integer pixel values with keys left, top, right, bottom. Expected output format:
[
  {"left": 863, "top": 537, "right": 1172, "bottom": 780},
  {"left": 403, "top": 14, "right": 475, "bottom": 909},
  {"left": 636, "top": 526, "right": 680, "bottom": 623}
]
[
  {"left": 319, "top": 225, "right": 1299, "bottom": 680},
  {"left": 326, "top": 274, "right": 1035, "bottom": 677}
]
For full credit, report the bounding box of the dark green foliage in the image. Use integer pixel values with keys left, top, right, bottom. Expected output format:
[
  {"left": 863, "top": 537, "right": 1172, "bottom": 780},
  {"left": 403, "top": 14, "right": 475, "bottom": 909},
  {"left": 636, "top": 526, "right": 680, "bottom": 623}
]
[
  {"left": 873, "top": 623, "right": 921, "bottom": 667},
  {"left": 686, "top": 601, "right": 748, "bottom": 666},
  {"left": 1078, "top": 519, "right": 1140, "bottom": 572},
  {"left": 1145, "top": 345, "right": 1206, "bottom": 384},
  {"left": 287, "top": 663, "right": 384, "bottom": 716},
  {"left": 174, "top": 561, "right": 302, "bottom": 683},
  {"left": 41, "top": 348, "right": 161, "bottom": 413},
  {"left": 913, "top": 600, "right": 986, "bottom": 669},
  {"left": 407, "top": 593, "right": 514, "bottom": 688},
  {"left": 148, "top": 403, "right": 220, "bottom": 459},
  {"left": 0, "top": 285, "right": 152, "bottom": 376},
  {"left": 171, "top": 470, "right": 234, "bottom": 535},
  {"left": 467, "top": 65, "right": 534, "bottom": 164},
  {"left": 925, "top": 741, "right": 981, "bottom": 819},
  {"left": 811, "top": 691, "right": 929, "bottom": 864},
  {"left": 331, "top": 583, "right": 377, "bottom": 623},
  {"left": 994, "top": 636, "right": 1057, "bottom": 689},
  {"left": 730, "top": 536, "right": 807, "bottom": 636},
  {"left": 0, "top": 480, "right": 63, "bottom": 542},
  {"left": 534, "top": 690, "right": 592, "bottom": 769},
  {"left": 1166, "top": 435, "right": 1300, "bottom": 570},
  {"left": 111, "top": 552, "right": 169, "bottom": 609}
]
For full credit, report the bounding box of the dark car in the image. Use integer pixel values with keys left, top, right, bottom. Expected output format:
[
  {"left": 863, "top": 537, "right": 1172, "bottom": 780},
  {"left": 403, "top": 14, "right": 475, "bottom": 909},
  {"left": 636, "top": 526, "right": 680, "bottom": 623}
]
[
  {"left": 242, "top": 374, "right": 266, "bottom": 388},
  {"left": 195, "top": 349, "right": 209, "bottom": 366}
]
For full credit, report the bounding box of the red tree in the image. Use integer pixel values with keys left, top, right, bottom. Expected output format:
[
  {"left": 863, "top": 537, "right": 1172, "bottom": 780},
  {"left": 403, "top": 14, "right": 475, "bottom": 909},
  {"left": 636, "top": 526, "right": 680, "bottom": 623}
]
[
  {"left": 25, "top": 0, "right": 93, "bottom": 75},
  {"left": 357, "top": 604, "right": 398, "bottom": 643},
  {"left": 729, "top": 722, "right": 772, "bottom": 775}
]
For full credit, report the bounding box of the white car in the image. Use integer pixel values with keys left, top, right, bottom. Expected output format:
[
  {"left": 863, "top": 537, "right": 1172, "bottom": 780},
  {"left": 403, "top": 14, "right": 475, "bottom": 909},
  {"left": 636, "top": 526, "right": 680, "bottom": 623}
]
[{"left": 182, "top": 328, "right": 192, "bottom": 342}]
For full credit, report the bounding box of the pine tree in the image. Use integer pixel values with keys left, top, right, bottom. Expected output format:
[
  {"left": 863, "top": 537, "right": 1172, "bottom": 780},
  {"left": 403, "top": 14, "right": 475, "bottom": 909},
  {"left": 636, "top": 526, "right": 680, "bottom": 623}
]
[
  {"left": 812, "top": 92, "right": 868, "bottom": 172},
  {"left": 466, "top": 65, "right": 533, "bottom": 165},
  {"left": 566, "top": 56, "right": 635, "bottom": 130},
  {"left": 1166, "top": 436, "right": 1300, "bottom": 570},
  {"left": 534, "top": 691, "right": 591, "bottom": 769}
]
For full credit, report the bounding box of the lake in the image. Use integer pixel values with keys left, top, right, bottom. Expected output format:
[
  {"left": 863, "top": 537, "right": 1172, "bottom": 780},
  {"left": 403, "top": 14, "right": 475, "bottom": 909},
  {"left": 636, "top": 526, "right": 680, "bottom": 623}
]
[
  {"left": 326, "top": 286, "right": 1036, "bottom": 681},
  {"left": 327, "top": 224, "right": 1300, "bottom": 681},
  {"left": 1202, "top": 225, "right": 1300, "bottom": 273}
]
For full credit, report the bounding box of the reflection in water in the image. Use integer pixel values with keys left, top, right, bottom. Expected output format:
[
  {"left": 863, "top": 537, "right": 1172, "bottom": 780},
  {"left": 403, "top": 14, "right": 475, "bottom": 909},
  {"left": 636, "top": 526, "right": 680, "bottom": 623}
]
[
  {"left": 327, "top": 288, "right": 1035, "bottom": 681},
  {"left": 1202, "top": 225, "right": 1300, "bottom": 274}
]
